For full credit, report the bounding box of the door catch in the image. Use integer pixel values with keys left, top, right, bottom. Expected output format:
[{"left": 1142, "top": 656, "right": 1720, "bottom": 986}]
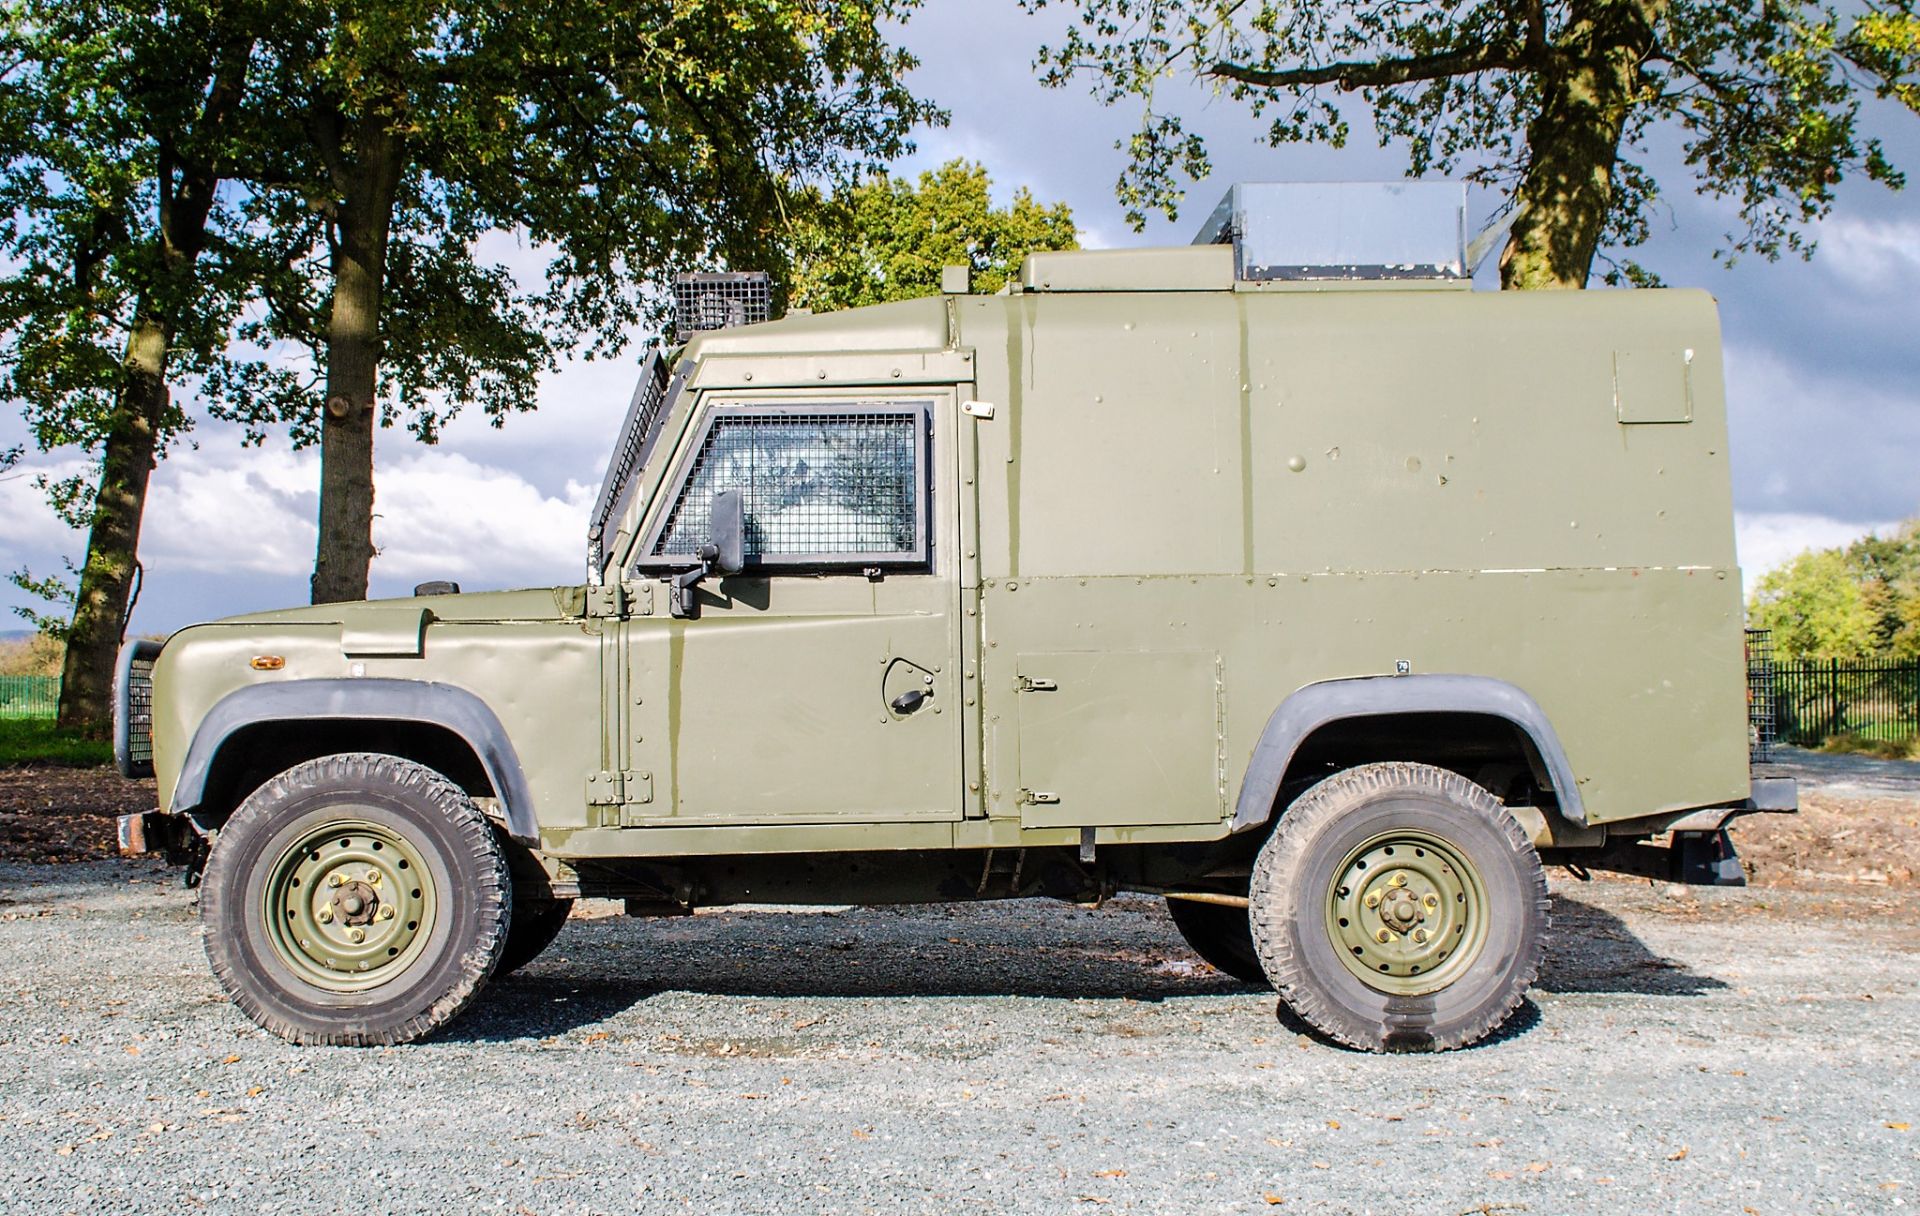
[
  {"left": 1019, "top": 789, "right": 1060, "bottom": 805},
  {"left": 1017, "top": 676, "right": 1057, "bottom": 692}
]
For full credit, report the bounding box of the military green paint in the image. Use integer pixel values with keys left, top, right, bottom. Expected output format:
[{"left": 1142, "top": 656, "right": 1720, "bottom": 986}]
[
  {"left": 666, "top": 623, "right": 685, "bottom": 815},
  {"left": 1235, "top": 292, "right": 1255, "bottom": 574},
  {"left": 1003, "top": 296, "right": 1032, "bottom": 579}
]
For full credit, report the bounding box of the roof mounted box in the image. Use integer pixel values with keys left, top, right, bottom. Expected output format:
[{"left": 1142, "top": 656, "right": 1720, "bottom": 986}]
[{"left": 1194, "top": 182, "right": 1467, "bottom": 282}]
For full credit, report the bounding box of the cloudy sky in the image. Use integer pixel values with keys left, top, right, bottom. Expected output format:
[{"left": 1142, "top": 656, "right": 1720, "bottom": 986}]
[{"left": 3, "top": 4, "right": 1917, "bottom": 635}]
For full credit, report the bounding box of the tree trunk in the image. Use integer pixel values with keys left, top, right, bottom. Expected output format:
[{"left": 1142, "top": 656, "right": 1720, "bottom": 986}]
[
  {"left": 1500, "top": 0, "right": 1666, "bottom": 289},
  {"left": 55, "top": 318, "right": 168, "bottom": 732},
  {"left": 51, "top": 35, "right": 253, "bottom": 734},
  {"left": 310, "top": 120, "right": 406, "bottom": 605}
]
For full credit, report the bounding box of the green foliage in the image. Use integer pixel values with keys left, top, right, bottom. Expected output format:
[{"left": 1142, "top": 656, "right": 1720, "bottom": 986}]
[
  {"left": 789, "top": 160, "right": 1078, "bottom": 312},
  {"left": 0, "top": 0, "right": 260, "bottom": 456},
  {"left": 6, "top": 563, "right": 76, "bottom": 641},
  {"left": 1749, "top": 520, "right": 1920, "bottom": 659},
  {"left": 0, "top": 718, "right": 112, "bottom": 766},
  {"left": 212, "top": 0, "right": 946, "bottom": 445},
  {"left": 1022, "top": 0, "right": 1919, "bottom": 280}
]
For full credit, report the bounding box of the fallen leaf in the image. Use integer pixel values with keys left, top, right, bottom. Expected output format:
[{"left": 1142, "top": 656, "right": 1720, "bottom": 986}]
[
  {"left": 221, "top": 1054, "right": 240, "bottom": 1064},
  {"left": 246, "top": 1086, "right": 264, "bottom": 1098},
  {"left": 1326, "top": 1120, "right": 1340, "bottom": 1130},
  {"left": 1524, "top": 1161, "right": 1550, "bottom": 1173},
  {"left": 1264, "top": 1137, "right": 1289, "bottom": 1148},
  {"left": 124, "top": 1045, "right": 140, "bottom": 1056},
  {"left": 1263, "top": 1195, "right": 1285, "bottom": 1206},
  {"left": 793, "top": 1016, "right": 825, "bottom": 1030},
  {"left": 1888, "top": 1123, "right": 1911, "bottom": 1131},
  {"left": 1487, "top": 1171, "right": 1514, "bottom": 1181},
  {"left": 1092, "top": 1169, "right": 1126, "bottom": 1179},
  {"left": 1310, "top": 1161, "right": 1330, "bottom": 1170},
  {"left": 1668, "top": 1146, "right": 1690, "bottom": 1162},
  {"left": 851, "top": 1128, "right": 872, "bottom": 1140},
  {"left": 740, "top": 1093, "right": 769, "bottom": 1100}
]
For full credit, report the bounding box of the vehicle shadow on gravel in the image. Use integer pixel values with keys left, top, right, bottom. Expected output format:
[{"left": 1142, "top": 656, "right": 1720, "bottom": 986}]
[
  {"left": 444, "top": 904, "right": 1262, "bottom": 1041},
  {"left": 1536, "top": 893, "right": 1728, "bottom": 996},
  {"left": 443, "top": 894, "right": 1726, "bottom": 1042}
]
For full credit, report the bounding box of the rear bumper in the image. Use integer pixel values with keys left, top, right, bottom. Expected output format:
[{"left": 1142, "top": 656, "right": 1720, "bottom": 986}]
[{"left": 1746, "top": 776, "right": 1798, "bottom": 814}]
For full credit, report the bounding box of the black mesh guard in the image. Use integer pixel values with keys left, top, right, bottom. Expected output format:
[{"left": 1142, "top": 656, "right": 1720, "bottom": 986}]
[
  {"left": 587, "top": 352, "right": 673, "bottom": 583},
  {"left": 653, "top": 410, "right": 923, "bottom": 565}
]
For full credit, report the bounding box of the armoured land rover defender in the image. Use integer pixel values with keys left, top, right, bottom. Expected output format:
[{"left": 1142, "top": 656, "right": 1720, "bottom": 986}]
[{"left": 117, "top": 183, "right": 1794, "bottom": 1052}]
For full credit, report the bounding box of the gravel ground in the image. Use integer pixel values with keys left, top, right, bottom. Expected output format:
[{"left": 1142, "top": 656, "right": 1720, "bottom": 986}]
[{"left": 0, "top": 863, "right": 1914, "bottom": 1215}]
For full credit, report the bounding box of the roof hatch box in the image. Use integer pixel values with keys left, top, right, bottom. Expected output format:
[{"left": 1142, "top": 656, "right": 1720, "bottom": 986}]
[{"left": 1193, "top": 182, "right": 1468, "bottom": 282}]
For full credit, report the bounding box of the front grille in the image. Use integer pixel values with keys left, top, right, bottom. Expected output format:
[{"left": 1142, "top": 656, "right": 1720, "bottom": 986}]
[{"left": 114, "top": 639, "right": 163, "bottom": 779}]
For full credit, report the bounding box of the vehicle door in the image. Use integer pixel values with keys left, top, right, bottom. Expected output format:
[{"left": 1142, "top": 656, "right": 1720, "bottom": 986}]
[{"left": 621, "top": 390, "right": 964, "bottom": 826}]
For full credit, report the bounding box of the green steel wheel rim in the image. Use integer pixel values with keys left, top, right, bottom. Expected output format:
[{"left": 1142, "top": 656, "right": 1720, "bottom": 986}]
[
  {"left": 262, "top": 817, "right": 439, "bottom": 994},
  {"left": 1326, "top": 828, "right": 1490, "bottom": 997}
]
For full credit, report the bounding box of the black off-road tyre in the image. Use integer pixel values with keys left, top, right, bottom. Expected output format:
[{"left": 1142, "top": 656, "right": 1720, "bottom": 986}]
[
  {"left": 495, "top": 898, "right": 573, "bottom": 977},
  {"left": 1249, "top": 762, "right": 1549, "bottom": 1052},
  {"left": 200, "top": 753, "right": 511, "bottom": 1046},
  {"left": 1166, "top": 898, "right": 1268, "bottom": 985}
]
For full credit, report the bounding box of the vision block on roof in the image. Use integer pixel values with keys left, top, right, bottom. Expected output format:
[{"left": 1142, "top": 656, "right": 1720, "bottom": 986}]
[{"left": 1193, "top": 181, "right": 1468, "bottom": 282}]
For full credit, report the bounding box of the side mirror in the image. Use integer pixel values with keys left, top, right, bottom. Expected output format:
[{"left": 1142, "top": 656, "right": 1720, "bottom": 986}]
[{"left": 708, "top": 489, "right": 745, "bottom": 575}]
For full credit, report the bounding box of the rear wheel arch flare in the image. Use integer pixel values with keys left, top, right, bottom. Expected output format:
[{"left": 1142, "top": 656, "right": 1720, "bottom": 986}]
[{"left": 1233, "top": 675, "right": 1585, "bottom": 830}]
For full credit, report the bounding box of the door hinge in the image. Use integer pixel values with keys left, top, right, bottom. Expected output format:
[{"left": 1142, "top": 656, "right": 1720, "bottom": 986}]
[
  {"left": 586, "top": 771, "right": 624, "bottom": 805},
  {"left": 1017, "top": 676, "right": 1057, "bottom": 692},
  {"left": 962, "top": 399, "right": 996, "bottom": 420},
  {"left": 1018, "top": 789, "right": 1060, "bottom": 806}
]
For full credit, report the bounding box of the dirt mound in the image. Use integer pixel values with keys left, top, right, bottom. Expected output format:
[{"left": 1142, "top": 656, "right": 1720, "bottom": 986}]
[
  {"left": 0, "top": 765, "right": 154, "bottom": 864},
  {"left": 1737, "top": 789, "right": 1920, "bottom": 888}
]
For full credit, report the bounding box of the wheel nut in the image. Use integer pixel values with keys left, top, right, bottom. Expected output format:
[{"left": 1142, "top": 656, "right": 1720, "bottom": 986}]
[
  {"left": 366, "top": 870, "right": 380, "bottom": 886},
  {"left": 1374, "top": 929, "right": 1392, "bottom": 944},
  {"left": 1364, "top": 891, "right": 1382, "bottom": 909},
  {"left": 347, "top": 927, "right": 366, "bottom": 944},
  {"left": 316, "top": 904, "right": 334, "bottom": 924},
  {"left": 328, "top": 873, "right": 344, "bottom": 888},
  {"left": 377, "top": 905, "right": 395, "bottom": 921},
  {"left": 1412, "top": 928, "right": 1430, "bottom": 944},
  {"left": 1388, "top": 874, "right": 1406, "bottom": 889},
  {"left": 1423, "top": 894, "right": 1439, "bottom": 909}
]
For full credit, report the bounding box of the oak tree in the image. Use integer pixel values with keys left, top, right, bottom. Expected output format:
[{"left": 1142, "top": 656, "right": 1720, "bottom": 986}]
[{"left": 1024, "top": 0, "right": 1920, "bottom": 287}]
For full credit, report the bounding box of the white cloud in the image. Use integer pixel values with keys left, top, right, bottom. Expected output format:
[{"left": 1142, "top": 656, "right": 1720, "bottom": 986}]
[
  {"left": 370, "top": 450, "right": 595, "bottom": 583},
  {"left": 1816, "top": 217, "right": 1920, "bottom": 290},
  {"left": 1734, "top": 511, "right": 1894, "bottom": 596}
]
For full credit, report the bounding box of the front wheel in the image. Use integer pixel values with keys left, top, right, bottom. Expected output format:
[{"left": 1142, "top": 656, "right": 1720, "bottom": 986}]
[
  {"left": 200, "top": 753, "right": 511, "bottom": 1046},
  {"left": 1249, "top": 762, "right": 1548, "bottom": 1052}
]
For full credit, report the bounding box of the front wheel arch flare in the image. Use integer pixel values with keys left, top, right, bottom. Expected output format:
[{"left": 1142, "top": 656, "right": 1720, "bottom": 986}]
[{"left": 172, "top": 679, "right": 539, "bottom": 844}]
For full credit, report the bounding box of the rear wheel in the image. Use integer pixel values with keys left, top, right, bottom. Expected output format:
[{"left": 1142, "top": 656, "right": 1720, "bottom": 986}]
[
  {"left": 1165, "top": 898, "right": 1267, "bottom": 985},
  {"left": 200, "top": 753, "right": 510, "bottom": 1046},
  {"left": 1249, "top": 762, "right": 1548, "bottom": 1052}
]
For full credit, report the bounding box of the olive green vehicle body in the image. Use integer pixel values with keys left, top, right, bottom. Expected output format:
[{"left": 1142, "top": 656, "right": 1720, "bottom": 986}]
[{"left": 141, "top": 245, "right": 1763, "bottom": 896}]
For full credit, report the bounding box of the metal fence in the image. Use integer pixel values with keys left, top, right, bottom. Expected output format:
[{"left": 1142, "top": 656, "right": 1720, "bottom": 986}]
[
  {"left": 1746, "top": 636, "right": 1920, "bottom": 749},
  {"left": 0, "top": 675, "right": 59, "bottom": 719}
]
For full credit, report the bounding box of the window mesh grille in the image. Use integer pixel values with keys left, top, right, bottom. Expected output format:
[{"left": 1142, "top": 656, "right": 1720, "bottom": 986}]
[{"left": 653, "top": 410, "right": 923, "bottom": 562}]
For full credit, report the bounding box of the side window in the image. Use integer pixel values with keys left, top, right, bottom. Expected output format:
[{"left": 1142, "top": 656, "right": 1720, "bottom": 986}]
[{"left": 645, "top": 403, "right": 929, "bottom": 569}]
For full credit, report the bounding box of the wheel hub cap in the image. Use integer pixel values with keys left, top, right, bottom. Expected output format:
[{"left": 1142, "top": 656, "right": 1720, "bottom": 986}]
[
  {"left": 1326, "top": 829, "right": 1489, "bottom": 997},
  {"left": 263, "top": 819, "right": 437, "bottom": 993}
]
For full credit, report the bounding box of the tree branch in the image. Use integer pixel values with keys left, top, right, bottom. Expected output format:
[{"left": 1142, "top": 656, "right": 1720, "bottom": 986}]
[{"left": 1206, "top": 40, "right": 1525, "bottom": 91}]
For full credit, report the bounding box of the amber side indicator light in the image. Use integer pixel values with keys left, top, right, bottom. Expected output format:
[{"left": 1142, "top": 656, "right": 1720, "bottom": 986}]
[{"left": 249, "top": 655, "right": 286, "bottom": 671}]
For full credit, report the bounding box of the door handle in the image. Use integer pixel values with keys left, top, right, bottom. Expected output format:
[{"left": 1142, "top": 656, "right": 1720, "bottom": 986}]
[{"left": 889, "top": 688, "right": 931, "bottom": 715}]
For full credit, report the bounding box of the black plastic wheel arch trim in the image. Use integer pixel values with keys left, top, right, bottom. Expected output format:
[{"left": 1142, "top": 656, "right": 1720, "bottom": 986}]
[
  {"left": 1232, "top": 674, "right": 1587, "bottom": 831},
  {"left": 170, "top": 679, "right": 540, "bottom": 843}
]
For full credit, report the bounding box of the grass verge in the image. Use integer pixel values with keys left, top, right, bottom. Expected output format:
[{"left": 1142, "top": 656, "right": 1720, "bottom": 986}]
[{"left": 0, "top": 718, "right": 113, "bottom": 767}]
